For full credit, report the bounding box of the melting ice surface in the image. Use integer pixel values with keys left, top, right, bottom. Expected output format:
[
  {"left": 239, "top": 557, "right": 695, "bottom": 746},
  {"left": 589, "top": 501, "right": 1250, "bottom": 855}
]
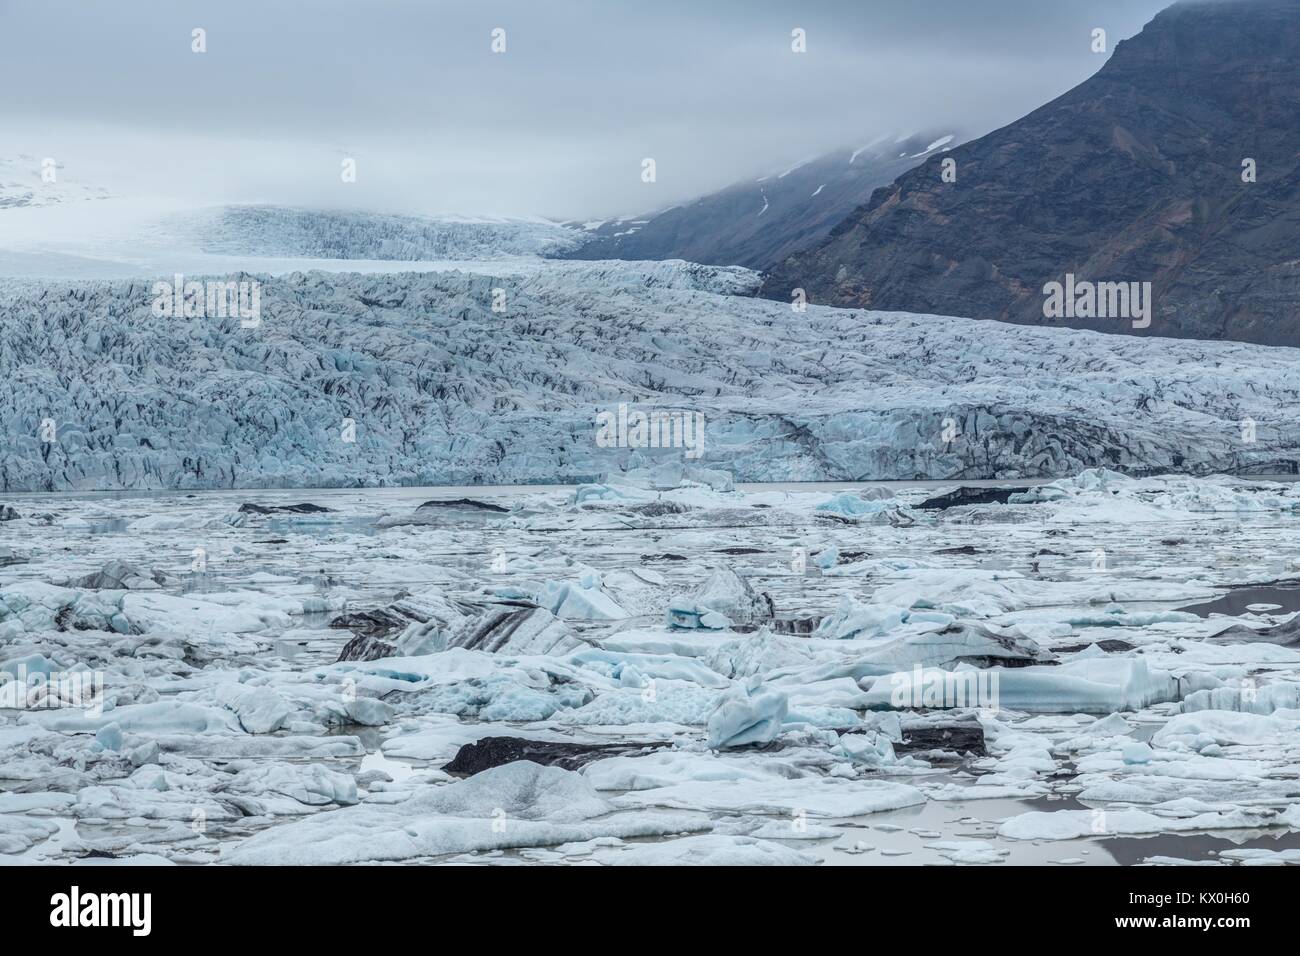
[{"left": 4, "top": 468, "right": 1300, "bottom": 866}]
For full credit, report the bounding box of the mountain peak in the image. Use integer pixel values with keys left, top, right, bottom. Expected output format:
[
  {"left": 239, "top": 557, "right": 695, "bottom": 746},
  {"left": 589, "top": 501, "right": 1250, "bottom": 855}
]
[
  {"left": 761, "top": 0, "right": 1300, "bottom": 345},
  {"left": 561, "top": 132, "right": 961, "bottom": 271}
]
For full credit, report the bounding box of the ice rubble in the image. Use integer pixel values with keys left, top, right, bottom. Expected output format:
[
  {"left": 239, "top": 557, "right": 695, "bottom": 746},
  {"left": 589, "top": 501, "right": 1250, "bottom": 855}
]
[
  {"left": 221, "top": 761, "right": 708, "bottom": 865},
  {"left": 4, "top": 470, "right": 1300, "bottom": 865}
]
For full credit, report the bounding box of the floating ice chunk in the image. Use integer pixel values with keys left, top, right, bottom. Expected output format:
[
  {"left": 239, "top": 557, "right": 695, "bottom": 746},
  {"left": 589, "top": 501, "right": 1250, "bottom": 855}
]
[
  {"left": 1153, "top": 709, "right": 1300, "bottom": 747},
  {"left": 1181, "top": 682, "right": 1300, "bottom": 715},
  {"left": 557, "top": 682, "right": 717, "bottom": 727},
  {"left": 815, "top": 493, "right": 892, "bottom": 519},
  {"left": 813, "top": 596, "right": 949, "bottom": 641},
  {"left": 225, "top": 763, "right": 359, "bottom": 808},
  {"left": 855, "top": 621, "right": 1052, "bottom": 676},
  {"left": 568, "top": 648, "right": 731, "bottom": 689},
  {"left": 704, "top": 629, "right": 818, "bottom": 679},
  {"left": 1121, "top": 741, "right": 1155, "bottom": 764},
  {"left": 127, "top": 513, "right": 200, "bottom": 532},
  {"left": 835, "top": 731, "right": 897, "bottom": 768},
  {"left": 613, "top": 775, "right": 925, "bottom": 817},
  {"left": 0, "top": 813, "right": 60, "bottom": 854},
  {"left": 599, "top": 568, "right": 670, "bottom": 616},
  {"left": 337, "top": 594, "right": 579, "bottom": 659},
  {"left": 871, "top": 569, "right": 1040, "bottom": 617},
  {"left": 214, "top": 683, "right": 293, "bottom": 734},
  {"left": 121, "top": 592, "right": 288, "bottom": 634},
  {"left": 344, "top": 696, "right": 393, "bottom": 726},
  {"left": 222, "top": 762, "right": 707, "bottom": 864},
  {"left": 94, "top": 722, "right": 124, "bottom": 752},
  {"left": 589, "top": 834, "right": 815, "bottom": 866},
  {"left": 0, "top": 581, "right": 121, "bottom": 636},
  {"left": 1084, "top": 713, "right": 1134, "bottom": 737},
  {"left": 447, "top": 604, "right": 578, "bottom": 655},
  {"left": 616, "top": 463, "right": 735, "bottom": 493},
  {"left": 781, "top": 676, "right": 874, "bottom": 712},
  {"left": 1011, "top": 468, "right": 1132, "bottom": 503},
  {"left": 706, "top": 678, "right": 788, "bottom": 749},
  {"left": 573, "top": 482, "right": 644, "bottom": 504},
  {"left": 376, "top": 497, "right": 509, "bottom": 528},
  {"left": 30, "top": 700, "right": 243, "bottom": 736},
  {"left": 535, "top": 579, "right": 629, "bottom": 621},
  {"left": 1000, "top": 804, "right": 1298, "bottom": 840},
  {"left": 667, "top": 566, "right": 773, "bottom": 630},
  {"left": 1218, "top": 848, "right": 1300, "bottom": 865},
  {"left": 584, "top": 750, "right": 794, "bottom": 791},
  {"left": 73, "top": 560, "right": 172, "bottom": 590},
  {"left": 861, "top": 657, "right": 1178, "bottom": 714},
  {"left": 925, "top": 840, "right": 1008, "bottom": 865}
]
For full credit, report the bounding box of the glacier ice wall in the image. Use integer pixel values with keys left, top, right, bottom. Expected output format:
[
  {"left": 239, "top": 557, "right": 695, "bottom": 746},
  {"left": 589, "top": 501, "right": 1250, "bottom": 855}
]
[
  {"left": 187, "top": 206, "right": 585, "bottom": 261},
  {"left": 1, "top": 260, "right": 1298, "bottom": 491}
]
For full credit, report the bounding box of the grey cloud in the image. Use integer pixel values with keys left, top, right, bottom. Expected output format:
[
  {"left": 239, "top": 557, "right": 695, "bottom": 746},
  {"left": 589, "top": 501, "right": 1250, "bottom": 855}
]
[{"left": 0, "top": 0, "right": 1172, "bottom": 219}]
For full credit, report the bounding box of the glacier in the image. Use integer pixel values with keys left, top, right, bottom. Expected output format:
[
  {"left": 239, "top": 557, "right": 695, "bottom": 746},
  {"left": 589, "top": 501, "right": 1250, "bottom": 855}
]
[{"left": 2, "top": 254, "right": 1300, "bottom": 491}]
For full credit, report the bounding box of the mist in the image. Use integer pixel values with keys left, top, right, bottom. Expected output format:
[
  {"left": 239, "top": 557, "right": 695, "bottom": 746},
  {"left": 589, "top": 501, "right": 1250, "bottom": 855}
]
[{"left": 0, "top": 0, "right": 1171, "bottom": 219}]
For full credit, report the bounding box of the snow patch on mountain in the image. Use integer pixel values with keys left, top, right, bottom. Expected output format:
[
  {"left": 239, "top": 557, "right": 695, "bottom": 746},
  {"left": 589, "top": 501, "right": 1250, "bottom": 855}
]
[{"left": 0, "top": 156, "right": 111, "bottom": 210}]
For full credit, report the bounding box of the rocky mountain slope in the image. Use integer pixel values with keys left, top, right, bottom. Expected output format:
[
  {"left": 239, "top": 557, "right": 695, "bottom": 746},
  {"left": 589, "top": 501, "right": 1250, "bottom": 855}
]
[
  {"left": 761, "top": 0, "right": 1300, "bottom": 345},
  {"left": 562, "top": 134, "right": 958, "bottom": 270}
]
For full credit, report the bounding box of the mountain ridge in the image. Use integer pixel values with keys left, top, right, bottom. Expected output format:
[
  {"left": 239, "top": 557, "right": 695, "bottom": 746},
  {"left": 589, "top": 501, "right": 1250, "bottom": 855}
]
[
  {"left": 760, "top": 0, "right": 1300, "bottom": 345},
  {"left": 561, "top": 133, "right": 959, "bottom": 271}
]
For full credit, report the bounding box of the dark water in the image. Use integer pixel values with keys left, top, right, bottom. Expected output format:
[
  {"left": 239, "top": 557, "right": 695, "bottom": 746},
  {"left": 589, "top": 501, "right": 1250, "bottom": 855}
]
[
  {"left": 1178, "top": 585, "right": 1300, "bottom": 618},
  {"left": 1102, "top": 828, "right": 1300, "bottom": 865}
]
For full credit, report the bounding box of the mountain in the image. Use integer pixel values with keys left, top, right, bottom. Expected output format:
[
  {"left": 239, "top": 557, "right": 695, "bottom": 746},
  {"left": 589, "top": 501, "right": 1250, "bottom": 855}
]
[
  {"left": 761, "top": 0, "right": 1300, "bottom": 346},
  {"left": 3, "top": 257, "right": 1299, "bottom": 492},
  {"left": 561, "top": 133, "right": 958, "bottom": 270}
]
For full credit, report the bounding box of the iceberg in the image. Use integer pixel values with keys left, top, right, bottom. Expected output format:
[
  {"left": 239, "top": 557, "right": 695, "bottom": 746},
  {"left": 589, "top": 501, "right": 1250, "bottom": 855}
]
[{"left": 705, "top": 678, "right": 788, "bottom": 749}]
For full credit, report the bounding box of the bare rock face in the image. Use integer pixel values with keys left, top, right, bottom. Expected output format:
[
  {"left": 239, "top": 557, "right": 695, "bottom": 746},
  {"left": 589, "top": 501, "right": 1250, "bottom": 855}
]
[{"left": 763, "top": 0, "right": 1300, "bottom": 346}]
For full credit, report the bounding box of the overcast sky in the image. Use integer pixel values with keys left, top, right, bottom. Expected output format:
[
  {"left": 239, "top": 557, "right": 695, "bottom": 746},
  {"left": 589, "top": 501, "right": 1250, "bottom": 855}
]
[{"left": 0, "top": 0, "right": 1173, "bottom": 220}]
